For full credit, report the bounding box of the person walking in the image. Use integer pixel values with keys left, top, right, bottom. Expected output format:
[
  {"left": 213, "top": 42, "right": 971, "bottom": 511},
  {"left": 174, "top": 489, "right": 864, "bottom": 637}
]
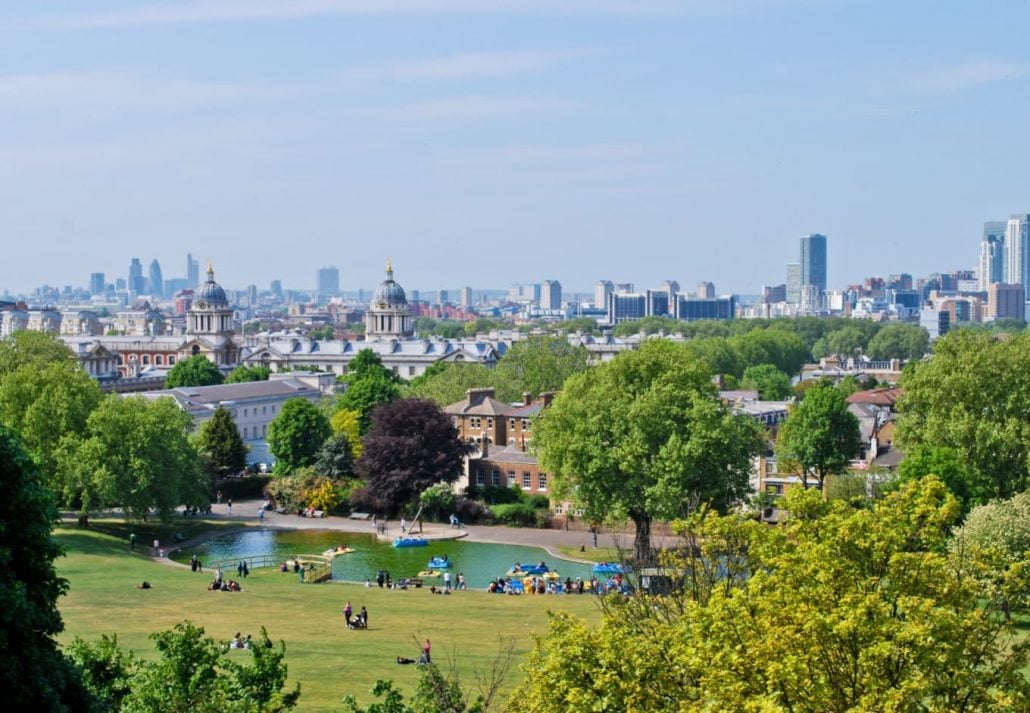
[
  {"left": 400, "top": 517, "right": 407, "bottom": 533},
  {"left": 443, "top": 570, "right": 452, "bottom": 592},
  {"left": 343, "top": 600, "right": 352, "bottom": 625},
  {"left": 299, "top": 564, "right": 305, "bottom": 583},
  {"left": 360, "top": 606, "right": 368, "bottom": 629},
  {"left": 242, "top": 561, "right": 249, "bottom": 578},
  {"left": 422, "top": 638, "right": 431, "bottom": 664},
  {"left": 129, "top": 533, "right": 136, "bottom": 550},
  {"left": 227, "top": 498, "right": 233, "bottom": 516}
]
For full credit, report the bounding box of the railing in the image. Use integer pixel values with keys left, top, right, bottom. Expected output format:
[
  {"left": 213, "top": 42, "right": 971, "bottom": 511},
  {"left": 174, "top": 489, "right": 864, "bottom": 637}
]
[{"left": 204, "top": 554, "right": 333, "bottom": 583}]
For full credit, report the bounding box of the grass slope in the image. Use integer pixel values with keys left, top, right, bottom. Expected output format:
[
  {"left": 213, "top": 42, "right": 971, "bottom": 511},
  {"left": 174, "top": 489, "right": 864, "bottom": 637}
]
[{"left": 55, "top": 524, "right": 601, "bottom": 711}]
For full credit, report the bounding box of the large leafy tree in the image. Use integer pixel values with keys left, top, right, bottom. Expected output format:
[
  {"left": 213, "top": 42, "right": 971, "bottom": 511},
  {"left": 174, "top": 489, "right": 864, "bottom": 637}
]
[
  {"left": 59, "top": 396, "right": 207, "bottom": 520},
  {"left": 329, "top": 409, "right": 363, "bottom": 459},
  {"left": 0, "top": 426, "right": 92, "bottom": 710},
  {"left": 896, "top": 329, "right": 1030, "bottom": 501},
  {"left": 534, "top": 339, "right": 764, "bottom": 563},
  {"left": 775, "top": 382, "right": 860, "bottom": 492},
  {"left": 267, "top": 398, "right": 331, "bottom": 474},
  {"left": 165, "top": 355, "right": 224, "bottom": 388},
  {"left": 730, "top": 328, "right": 808, "bottom": 376},
  {"left": 516, "top": 478, "right": 1030, "bottom": 711},
  {"left": 405, "top": 362, "right": 499, "bottom": 407},
  {"left": 354, "top": 398, "right": 467, "bottom": 517},
  {"left": 194, "top": 407, "right": 248, "bottom": 481},
  {"left": 117, "top": 622, "right": 300, "bottom": 712},
  {"left": 493, "top": 336, "right": 589, "bottom": 402},
  {"left": 865, "top": 321, "right": 930, "bottom": 361},
  {"left": 315, "top": 434, "right": 354, "bottom": 480},
  {"left": 225, "top": 365, "right": 271, "bottom": 384},
  {"left": 739, "top": 364, "right": 792, "bottom": 400},
  {"left": 337, "top": 350, "right": 401, "bottom": 435}
]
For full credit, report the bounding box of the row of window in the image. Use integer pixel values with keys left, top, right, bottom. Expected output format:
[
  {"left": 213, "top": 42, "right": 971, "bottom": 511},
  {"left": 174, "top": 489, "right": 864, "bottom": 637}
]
[
  {"left": 474, "top": 468, "right": 548, "bottom": 490},
  {"left": 241, "top": 423, "right": 267, "bottom": 440},
  {"left": 240, "top": 405, "right": 276, "bottom": 418},
  {"left": 117, "top": 354, "right": 178, "bottom": 366}
]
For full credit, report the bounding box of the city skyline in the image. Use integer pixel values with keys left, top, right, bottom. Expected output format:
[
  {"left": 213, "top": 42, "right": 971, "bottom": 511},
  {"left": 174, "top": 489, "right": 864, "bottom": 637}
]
[{"left": 3, "top": 3, "right": 1030, "bottom": 293}]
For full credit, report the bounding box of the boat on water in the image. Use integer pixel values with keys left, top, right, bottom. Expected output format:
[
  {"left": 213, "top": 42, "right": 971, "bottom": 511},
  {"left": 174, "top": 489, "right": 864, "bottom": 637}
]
[
  {"left": 393, "top": 537, "right": 428, "bottom": 548},
  {"left": 507, "top": 563, "right": 551, "bottom": 576},
  {"left": 592, "top": 562, "right": 627, "bottom": 575},
  {"left": 427, "top": 556, "right": 451, "bottom": 569},
  {"left": 323, "top": 546, "right": 355, "bottom": 557}
]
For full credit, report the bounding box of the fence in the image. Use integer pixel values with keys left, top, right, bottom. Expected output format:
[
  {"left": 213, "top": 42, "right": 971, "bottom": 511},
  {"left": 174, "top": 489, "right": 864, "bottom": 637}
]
[{"left": 204, "top": 553, "right": 333, "bottom": 583}]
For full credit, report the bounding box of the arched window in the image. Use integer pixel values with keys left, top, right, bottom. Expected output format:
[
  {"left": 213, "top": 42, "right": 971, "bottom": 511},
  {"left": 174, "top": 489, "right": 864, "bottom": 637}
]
[
  {"left": 155, "top": 355, "right": 163, "bottom": 365},
  {"left": 142, "top": 355, "right": 150, "bottom": 365}
]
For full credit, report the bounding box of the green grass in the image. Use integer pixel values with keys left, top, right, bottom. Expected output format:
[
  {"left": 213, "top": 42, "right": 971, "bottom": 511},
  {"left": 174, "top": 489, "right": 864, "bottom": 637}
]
[
  {"left": 554, "top": 545, "right": 624, "bottom": 564},
  {"left": 55, "top": 523, "right": 601, "bottom": 711}
]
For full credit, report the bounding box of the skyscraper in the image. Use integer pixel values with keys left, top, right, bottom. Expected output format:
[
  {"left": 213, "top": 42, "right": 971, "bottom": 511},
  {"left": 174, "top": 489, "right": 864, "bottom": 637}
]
[
  {"left": 459, "top": 286, "right": 473, "bottom": 306},
  {"left": 594, "top": 280, "right": 614, "bottom": 309},
  {"left": 316, "top": 266, "right": 340, "bottom": 299},
  {"left": 800, "top": 233, "right": 827, "bottom": 292},
  {"left": 128, "top": 258, "right": 145, "bottom": 295},
  {"left": 187, "top": 254, "right": 200, "bottom": 289},
  {"left": 148, "top": 259, "right": 164, "bottom": 298},
  {"left": 89, "top": 272, "right": 105, "bottom": 296},
  {"left": 541, "top": 280, "right": 562, "bottom": 310},
  {"left": 786, "top": 263, "right": 801, "bottom": 304},
  {"left": 696, "top": 281, "right": 715, "bottom": 299},
  {"left": 1005, "top": 215, "right": 1030, "bottom": 288},
  {"left": 270, "top": 279, "right": 283, "bottom": 298},
  {"left": 978, "top": 222, "right": 1006, "bottom": 291}
]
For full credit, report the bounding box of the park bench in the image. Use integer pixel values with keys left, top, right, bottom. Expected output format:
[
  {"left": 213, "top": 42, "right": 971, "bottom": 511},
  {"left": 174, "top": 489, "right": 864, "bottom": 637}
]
[{"left": 348, "top": 512, "right": 372, "bottom": 520}]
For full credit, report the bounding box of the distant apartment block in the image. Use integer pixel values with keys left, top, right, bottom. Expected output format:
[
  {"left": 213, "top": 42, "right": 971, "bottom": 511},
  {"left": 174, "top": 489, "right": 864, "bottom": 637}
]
[{"left": 987, "top": 282, "right": 1025, "bottom": 321}]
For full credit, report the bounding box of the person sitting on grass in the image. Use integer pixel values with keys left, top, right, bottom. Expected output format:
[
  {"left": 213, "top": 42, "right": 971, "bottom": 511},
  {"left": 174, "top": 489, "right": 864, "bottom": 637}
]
[{"left": 136, "top": 581, "right": 152, "bottom": 589}]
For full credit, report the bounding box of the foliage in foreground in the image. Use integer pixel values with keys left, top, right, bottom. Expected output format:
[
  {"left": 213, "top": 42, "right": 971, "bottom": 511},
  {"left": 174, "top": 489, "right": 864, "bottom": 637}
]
[
  {"left": 514, "top": 478, "right": 1030, "bottom": 712},
  {"left": 68, "top": 622, "right": 300, "bottom": 713}
]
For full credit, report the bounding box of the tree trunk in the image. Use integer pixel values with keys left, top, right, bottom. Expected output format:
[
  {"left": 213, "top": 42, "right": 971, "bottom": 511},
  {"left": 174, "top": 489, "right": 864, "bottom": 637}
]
[{"left": 631, "top": 511, "right": 653, "bottom": 566}]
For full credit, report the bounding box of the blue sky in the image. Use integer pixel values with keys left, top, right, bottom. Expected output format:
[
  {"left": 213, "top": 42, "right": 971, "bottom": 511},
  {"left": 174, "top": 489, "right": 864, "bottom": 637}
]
[{"left": 3, "top": 1, "right": 1030, "bottom": 296}]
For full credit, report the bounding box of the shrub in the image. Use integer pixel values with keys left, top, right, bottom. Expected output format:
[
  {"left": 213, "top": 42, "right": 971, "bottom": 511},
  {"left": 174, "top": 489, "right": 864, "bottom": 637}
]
[
  {"left": 490, "top": 502, "right": 538, "bottom": 527},
  {"left": 525, "top": 493, "right": 550, "bottom": 509}
]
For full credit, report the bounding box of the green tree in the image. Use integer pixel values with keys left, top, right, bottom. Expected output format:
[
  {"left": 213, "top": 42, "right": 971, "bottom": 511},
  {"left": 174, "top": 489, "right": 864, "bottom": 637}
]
[
  {"left": 194, "top": 407, "right": 248, "bottom": 481},
  {"left": 267, "top": 398, "right": 331, "bottom": 474},
  {"left": 315, "top": 434, "right": 354, "bottom": 480},
  {"left": 68, "top": 634, "right": 136, "bottom": 710},
  {"left": 0, "top": 426, "right": 92, "bottom": 710},
  {"left": 775, "top": 382, "right": 860, "bottom": 492},
  {"left": 739, "top": 364, "right": 792, "bottom": 400},
  {"left": 559, "top": 317, "right": 601, "bottom": 335},
  {"left": 225, "top": 365, "right": 271, "bottom": 384},
  {"left": 337, "top": 374, "right": 401, "bottom": 435},
  {"left": 684, "top": 337, "right": 745, "bottom": 378},
  {"left": 405, "top": 362, "right": 499, "bottom": 407},
  {"left": 611, "top": 316, "right": 681, "bottom": 337},
  {"left": 896, "top": 329, "right": 1030, "bottom": 501},
  {"left": 329, "top": 409, "right": 363, "bottom": 459},
  {"left": 493, "top": 336, "right": 589, "bottom": 402},
  {"left": 60, "top": 396, "right": 207, "bottom": 519},
  {"left": 865, "top": 321, "right": 930, "bottom": 361},
  {"left": 516, "top": 479, "right": 1030, "bottom": 711},
  {"left": 166, "top": 355, "right": 223, "bottom": 388},
  {"left": 121, "top": 622, "right": 300, "bottom": 712},
  {"left": 534, "top": 340, "right": 763, "bottom": 563},
  {"left": 730, "top": 329, "right": 808, "bottom": 376},
  {"left": 896, "top": 445, "right": 976, "bottom": 513}
]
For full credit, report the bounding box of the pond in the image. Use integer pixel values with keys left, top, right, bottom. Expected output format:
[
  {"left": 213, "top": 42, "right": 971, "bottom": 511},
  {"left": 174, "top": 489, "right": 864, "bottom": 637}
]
[{"left": 173, "top": 530, "right": 597, "bottom": 590}]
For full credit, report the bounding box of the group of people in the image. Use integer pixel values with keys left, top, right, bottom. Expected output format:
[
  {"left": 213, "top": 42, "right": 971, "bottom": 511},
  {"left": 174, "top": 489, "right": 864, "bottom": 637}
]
[
  {"left": 342, "top": 600, "right": 369, "bottom": 629},
  {"left": 208, "top": 567, "right": 242, "bottom": 592},
  {"left": 229, "top": 633, "right": 253, "bottom": 649},
  {"left": 235, "top": 560, "right": 250, "bottom": 578},
  {"left": 189, "top": 555, "right": 203, "bottom": 573}
]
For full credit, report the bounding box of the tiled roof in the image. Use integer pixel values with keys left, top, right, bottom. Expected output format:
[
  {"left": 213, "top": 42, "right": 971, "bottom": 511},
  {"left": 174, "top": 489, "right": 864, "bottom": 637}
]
[{"left": 846, "top": 388, "right": 903, "bottom": 407}]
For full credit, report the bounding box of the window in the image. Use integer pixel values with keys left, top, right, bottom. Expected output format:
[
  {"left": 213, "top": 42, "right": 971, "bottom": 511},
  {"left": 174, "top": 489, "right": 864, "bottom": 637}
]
[
  {"left": 553, "top": 505, "right": 563, "bottom": 514},
  {"left": 168, "top": 356, "right": 176, "bottom": 365},
  {"left": 487, "top": 418, "right": 494, "bottom": 429},
  {"left": 142, "top": 355, "right": 150, "bottom": 365},
  {"left": 155, "top": 355, "right": 163, "bottom": 365},
  {"left": 476, "top": 468, "right": 484, "bottom": 486},
  {"left": 392, "top": 366, "right": 399, "bottom": 374},
  {"left": 470, "top": 417, "right": 481, "bottom": 429},
  {"left": 538, "top": 473, "right": 548, "bottom": 490},
  {"left": 521, "top": 418, "right": 529, "bottom": 430},
  {"left": 243, "top": 408, "right": 248, "bottom": 417},
  {"left": 262, "top": 424, "right": 266, "bottom": 437},
  {"left": 408, "top": 366, "right": 416, "bottom": 376},
  {"left": 509, "top": 418, "right": 516, "bottom": 430},
  {"left": 117, "top": 355, "right": 124, "bottom": 365},
  {"left": 522, "top": 472, "right": 531, "bottom": 489},
  {"left": 263, "top": 406, "right": 267, "bottom": 415},
  {"left": 507, "top": 471, "right": 516, "bottom": 487},
  {"left": 452, "top": 417, "right": 458, "bottom": 428},
  {"left": 491, "top": 469, "right": 501, "bottom": 486}
]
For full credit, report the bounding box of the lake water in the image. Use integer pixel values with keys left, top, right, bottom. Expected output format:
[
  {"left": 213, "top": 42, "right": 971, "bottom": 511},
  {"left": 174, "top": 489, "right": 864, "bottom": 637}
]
[{"left": 173, "top": 530, "right": 596, "bottom": 590}]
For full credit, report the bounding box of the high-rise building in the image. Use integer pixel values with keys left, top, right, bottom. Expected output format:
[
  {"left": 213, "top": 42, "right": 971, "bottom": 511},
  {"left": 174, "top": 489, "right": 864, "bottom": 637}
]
[
  {"left": 1005, "top": 215, "right": 1030, "bottom": 288},
  {"left": 762, "top": 284, "right": 787, "bottom": 303},
  {"left": 696, "top": 281, "right": 715, "bottom": 299},
  {"left": 459, "top": 286, "right": 473, "bottom": 306},
  {"left": 800, "top": 233, "right": 827, "bottom": 292},
  {"left": 128, "top": 258, "right": 145, "bottom": 295},
  {"left": 437, "top": 289, "right": 449, "bottom": 305},
  {"left": 786, "top": 262, "right": 801, "bottom": 304},
  {"left": 594, "top": 280, "right": 614, "bottom": 309},
  {"left": 316, "top": 266, "right": 340, "bottom": 299},
  {"left": 978, "top": 232, "right": 1005, "bottom": 291},
  {"left": 89, "top": 272, "right": 105, "bottom": 296},
  {"left": 187, "top": 254, "right": 200, "bottom": 289},
  {"left": 541, "top": 280, "right": 562, "bottom": 310},
  {"left": 987, "top": 283, "right": 1025, "bottom": 321},
  {"left": 270, "top": 279, "right": 283, "bottom": 298},
  {"left": 148, "top": 259, "right": 164, "bottom": 298},
  {"left": 607, "top": 292, "right": 647, "bottom": 324}
]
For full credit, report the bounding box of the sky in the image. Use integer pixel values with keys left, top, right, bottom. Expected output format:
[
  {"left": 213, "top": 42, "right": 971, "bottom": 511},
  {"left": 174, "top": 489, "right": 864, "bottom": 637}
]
[{"left": 3, "top": 1, "right": 1030, "bottom": 296}]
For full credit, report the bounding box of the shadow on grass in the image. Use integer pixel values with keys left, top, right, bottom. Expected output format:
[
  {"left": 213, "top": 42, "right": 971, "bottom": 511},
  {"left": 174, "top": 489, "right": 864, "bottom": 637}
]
[{"left": 55, "top": 530, "right": 140, "bottom": 559}]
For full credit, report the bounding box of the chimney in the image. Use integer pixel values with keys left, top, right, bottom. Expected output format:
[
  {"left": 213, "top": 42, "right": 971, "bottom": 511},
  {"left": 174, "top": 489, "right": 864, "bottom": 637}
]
[
  {"left": 480, "top": 430, "right": 490, "bottom": 457},
  {"left": 540, "top": 391, "right": 555, "bottom": 408},
  {"left": 523, "top": 392, "right": 533, "bottom": 406},
  {"left": 466, "top": 387, "right": 495, "bottom": 407}
]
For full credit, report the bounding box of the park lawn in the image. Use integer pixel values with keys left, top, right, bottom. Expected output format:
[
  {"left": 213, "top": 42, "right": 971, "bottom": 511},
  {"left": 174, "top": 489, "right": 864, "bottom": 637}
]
[
  {"left": 54, "top": 525, "right": 601, "bottom": 711},
  {"left": 554, "top": 545, "right": 624, "bottom": 564}
]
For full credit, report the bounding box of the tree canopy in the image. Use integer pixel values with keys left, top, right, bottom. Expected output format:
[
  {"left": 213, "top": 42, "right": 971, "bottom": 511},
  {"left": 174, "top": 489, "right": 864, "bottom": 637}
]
[
  {"left": 404, "top": 362, "right": 499, "bottom": 407},
  {"left": 267, "top": 398, "right": 331, "bottom": 474},
  {"left": 739, "top": 364, "right": 792, "bottom": 400},
  {"left": 865, "top": 321, "right": 930, "bottom": 361},
  {"left": 354, "top": 398, "right": 467, "bottom": 518},
  {"left": 0, "top": 425, "right": 91, "bottom": 710},
  {"left": 775, "top": 382, "right": 861, "bottom": 491},
  {"left": 534, "top": 339, "right": 763, "bottom": 563},
  {"left": 194, "top": 407, "right": 248, "bottom": 482},
  {"left": 492, "top": 336, "right": 589, "bottom": 402},
  {"left": 514, "top": 478, "right": 1030, "bottom": 711},
  {"left": 165, "top": 355, "right": 224, "bottom": 388},
  {"left": 896, "top": 330, "right": 1030, "bottom": 501},
  {"left": 59, "top": 396, "right": 207, "bottom": 519},
  {"left": 225, "top": 365, "right": 271, "bottom": 384},
  {"left": 315, "top": 434, "right": 355, "bottom": 480},
  {"left": 337, "top": 350, "right": 401, "bottom": 435}
]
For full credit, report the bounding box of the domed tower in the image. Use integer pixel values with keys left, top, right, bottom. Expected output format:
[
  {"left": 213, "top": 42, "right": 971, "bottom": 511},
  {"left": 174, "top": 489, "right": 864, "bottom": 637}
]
[
  {"left": 184, "top": 262, "right": 239, "bottom": 364},
  {"left": 366, "top": 258, "right": 413, "bottom": 339}
]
